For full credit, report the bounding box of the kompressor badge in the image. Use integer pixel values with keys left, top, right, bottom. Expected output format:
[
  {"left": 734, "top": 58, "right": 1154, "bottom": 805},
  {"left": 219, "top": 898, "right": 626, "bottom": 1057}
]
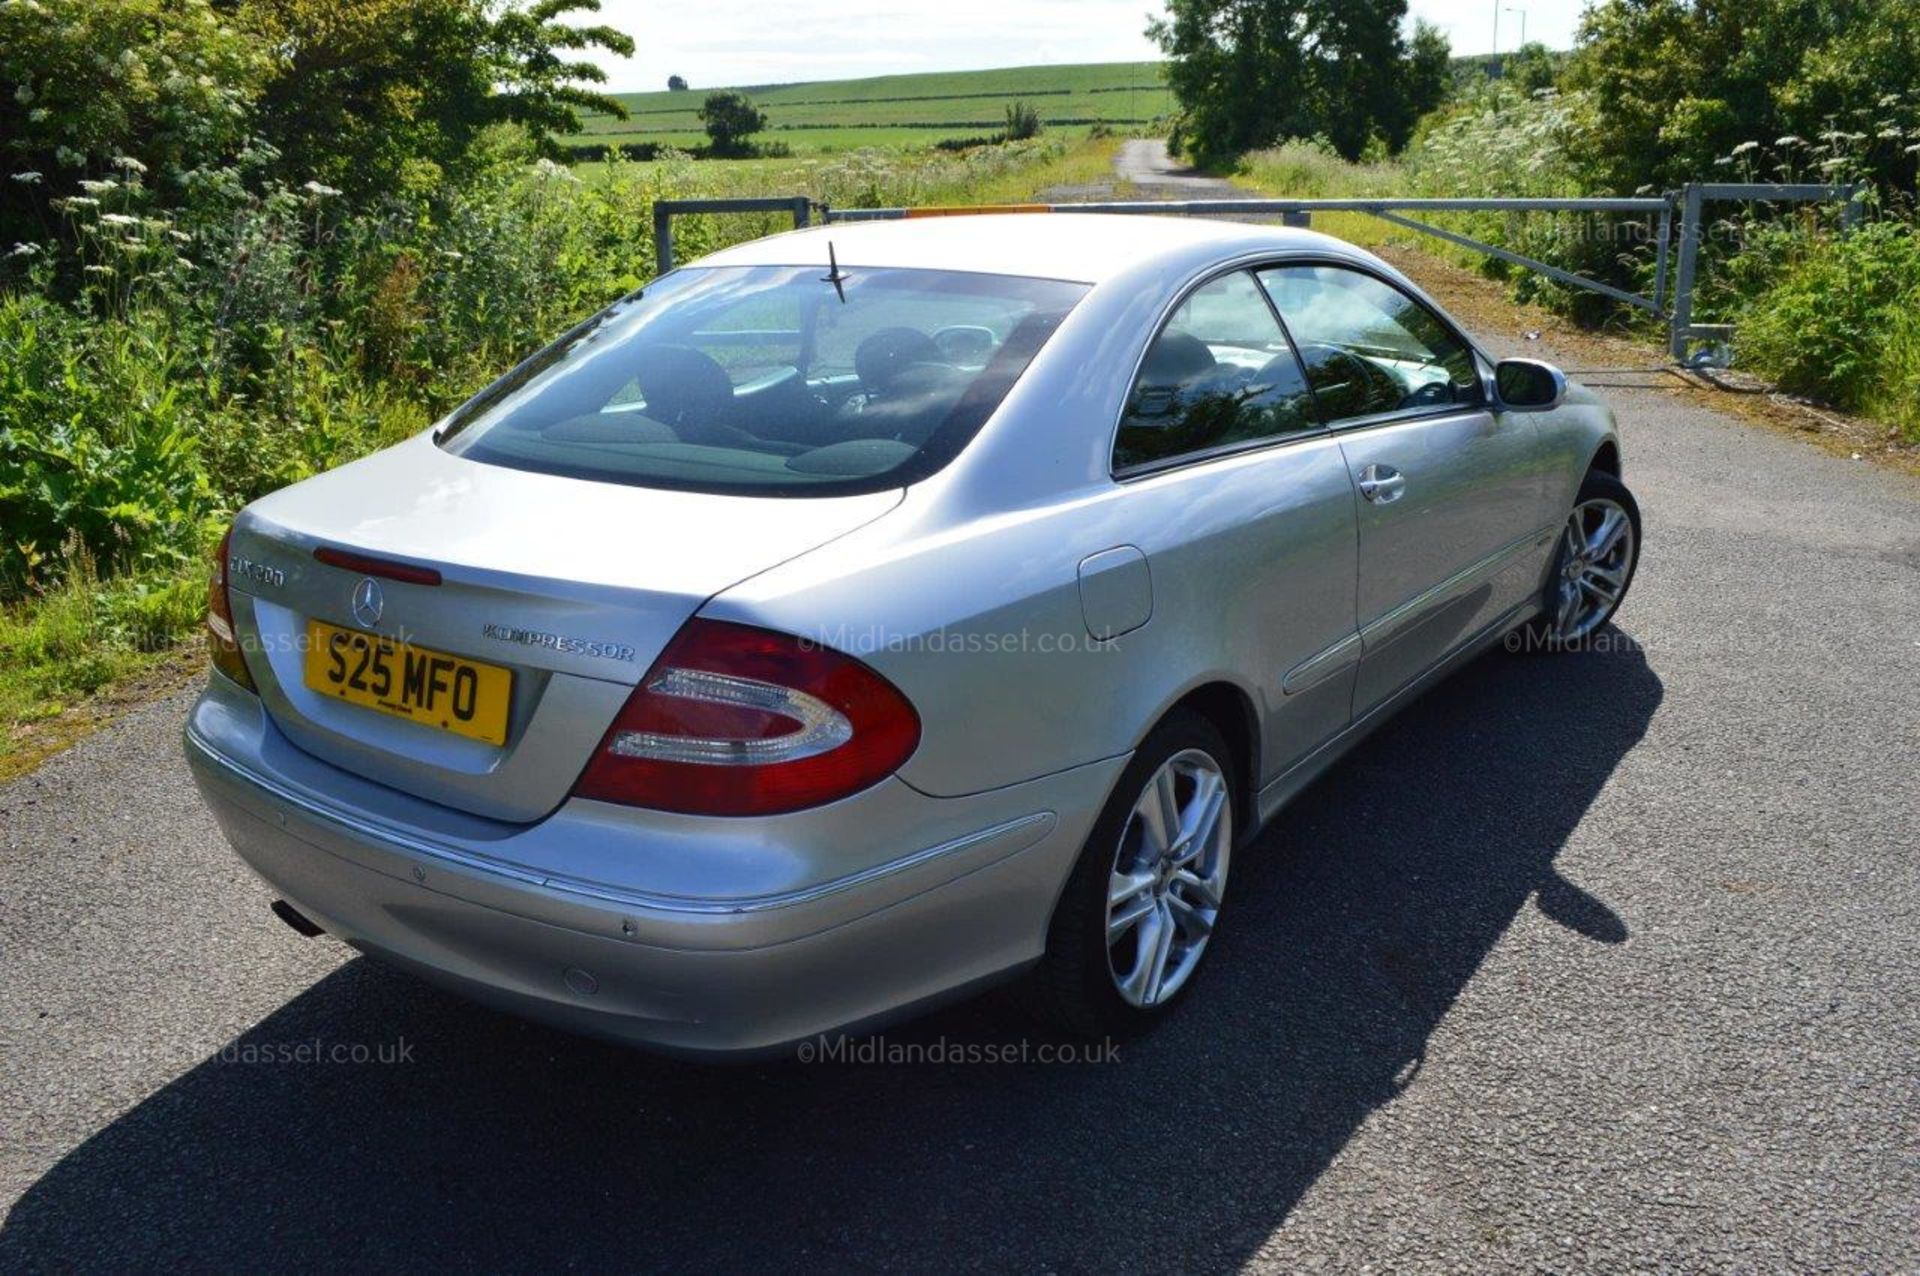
[{"left": 481, "top": 623, "right": 635, "bottom": 663}]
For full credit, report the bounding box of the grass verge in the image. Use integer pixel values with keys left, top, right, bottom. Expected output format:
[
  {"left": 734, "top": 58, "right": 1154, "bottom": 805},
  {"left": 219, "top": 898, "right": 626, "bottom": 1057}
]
[{"left": 0, "top": 554, "right": 205, "bottom": 780}]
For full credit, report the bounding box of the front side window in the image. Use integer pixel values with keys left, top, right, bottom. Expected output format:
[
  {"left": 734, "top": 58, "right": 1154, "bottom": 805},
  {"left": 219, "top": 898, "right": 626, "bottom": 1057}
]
[
  {"left": 1115, "top": 270, "right": 1320, "bottom": 472},
  {"left": 438, "top": 265, "right": 1088, "bottom": 496},
  {"left": 1256, "top": 265, "right": 1484, "bottom": 424}
]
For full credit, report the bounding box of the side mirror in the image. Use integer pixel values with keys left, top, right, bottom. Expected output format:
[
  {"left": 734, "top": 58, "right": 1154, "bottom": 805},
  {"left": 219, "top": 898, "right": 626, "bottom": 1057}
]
[{"left": 1494, "top": 358, "right": 1567, "bottom": 411}]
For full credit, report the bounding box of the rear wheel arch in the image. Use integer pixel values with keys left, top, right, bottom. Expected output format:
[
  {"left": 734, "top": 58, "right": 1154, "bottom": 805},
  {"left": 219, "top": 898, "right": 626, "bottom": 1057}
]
[
  {"left": 1158, "top": 681, "right": 1260, "bottom": 846},
  {"left": 1038, "top": 680, "right": 1261, "bottom": 932}
]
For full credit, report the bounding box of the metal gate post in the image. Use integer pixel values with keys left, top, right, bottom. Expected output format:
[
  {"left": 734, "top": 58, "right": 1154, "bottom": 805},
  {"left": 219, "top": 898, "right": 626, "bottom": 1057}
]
[
  {"left": 653, "top": 202, "right": 674, "bottom": 274},
  {"left": 1652, "top": 195, "right": 1674, "bottom": 315},
  {"left": 1669, "top": 183, "right": 1704, "bottom": 362},
  {"left": 1840, "top": 183, "right": 1864, "bottom": 233}
]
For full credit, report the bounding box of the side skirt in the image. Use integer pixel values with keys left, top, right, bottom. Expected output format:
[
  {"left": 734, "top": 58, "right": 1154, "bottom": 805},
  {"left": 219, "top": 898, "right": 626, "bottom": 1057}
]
[{"left": 1252, "top": 598, "right": 1542, "bottom": 830}]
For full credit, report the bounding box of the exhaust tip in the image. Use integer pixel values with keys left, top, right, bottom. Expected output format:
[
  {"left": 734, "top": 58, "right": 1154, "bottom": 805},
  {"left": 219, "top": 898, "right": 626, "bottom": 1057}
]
[{"left": 270, "top": 899, "right": 326, "bottom": 938}]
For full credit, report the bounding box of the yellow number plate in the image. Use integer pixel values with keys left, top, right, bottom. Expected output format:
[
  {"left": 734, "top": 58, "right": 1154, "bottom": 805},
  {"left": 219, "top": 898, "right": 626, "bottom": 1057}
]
[{"left": 303, "top": 619, "right": 512, "bottom": 746}]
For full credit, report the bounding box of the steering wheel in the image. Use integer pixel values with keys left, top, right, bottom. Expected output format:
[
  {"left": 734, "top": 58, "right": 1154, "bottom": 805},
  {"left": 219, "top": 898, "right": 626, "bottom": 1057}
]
[
  {"left": 1296, "top": 344, "right": 1405, "bottom": 417},
  {"left": 1400, "top": 378, "right": 1456, "bottom": 410}
]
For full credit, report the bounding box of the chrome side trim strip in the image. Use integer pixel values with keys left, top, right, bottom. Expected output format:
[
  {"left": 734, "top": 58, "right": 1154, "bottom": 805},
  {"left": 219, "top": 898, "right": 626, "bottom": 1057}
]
[
  {"left": 1360, "top": 525, "right": 1555, "bottom": 653},
  {"left": 185, "top": 727, "right": 1054, "bottom": 916},
  {"left": 1255, "top": 597, "right": 1538, "bottom": 826},
  {"left": 1282, "top": 631, "right": 1363, "bottom": 695}
]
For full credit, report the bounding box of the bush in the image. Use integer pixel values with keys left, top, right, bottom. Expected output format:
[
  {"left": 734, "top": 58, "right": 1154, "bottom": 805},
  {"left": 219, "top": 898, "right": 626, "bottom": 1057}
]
[
  {"left": 1003, "top": 101, "right": 1043, "bottom": 141},
  {"left": 1736, "top": 221, "right": 1920, "bottom": 438},
  {"left": 0, "top": 0, "right": 265, "bottom": 240},
  {"left": 0, "top": 295, "right": 210, "bottom": 594}
]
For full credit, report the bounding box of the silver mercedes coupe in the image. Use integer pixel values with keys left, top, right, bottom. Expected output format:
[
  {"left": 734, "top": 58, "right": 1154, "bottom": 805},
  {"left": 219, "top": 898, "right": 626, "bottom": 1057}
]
[{"left": 185, "top": 214, "right": 1640, "bottom": 1055}]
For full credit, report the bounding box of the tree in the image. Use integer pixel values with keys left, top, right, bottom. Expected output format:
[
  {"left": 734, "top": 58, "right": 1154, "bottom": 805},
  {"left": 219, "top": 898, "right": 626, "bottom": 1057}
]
[
  {"left": 1405, "top": 20, "right": 1454, "bottom": 122},
  {"left": 668, "top": 75, "right": 689, "bottom": 91},
  {"left": 1148, "top": 0, "right": 1453, "bottom": 167},
  {"left": 484, "top": 0, "right": 635, "bottom": 154},
  {"left": 1501, "top": 41, "right": 1560, "bottom": 96},
  {"left": 237, "top": 0, "right": 633, "bottom": 195},
  {"left": 1564, "top": 0, "right": 1920, "bottom": 194},
  {"left": 699, "top": 91, "right": 767, "bottom": 156}
]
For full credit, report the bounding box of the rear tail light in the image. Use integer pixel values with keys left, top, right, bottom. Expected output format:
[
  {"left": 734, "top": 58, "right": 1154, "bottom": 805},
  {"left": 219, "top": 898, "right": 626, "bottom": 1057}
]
[
  {"left": 208, "top": 526, "right": 256, "bottom": 691},
  {"left": 574, "top": 620, "right": 920, "bottom": 816}
]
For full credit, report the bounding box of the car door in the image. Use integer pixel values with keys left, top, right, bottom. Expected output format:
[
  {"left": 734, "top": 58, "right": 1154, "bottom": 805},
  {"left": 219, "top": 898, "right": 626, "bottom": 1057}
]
[
  {"left": 1112, "top": 268, "right": 1359, "bottom": 784},
  {"left": 1257, "top": 263, "right": 1548, "bottom": 718}
]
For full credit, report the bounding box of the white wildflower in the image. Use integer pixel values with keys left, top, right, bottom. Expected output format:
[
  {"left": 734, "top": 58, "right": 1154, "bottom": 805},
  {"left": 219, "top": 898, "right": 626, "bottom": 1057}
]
[
  {"left": 1819, "top": 157, "right": 1848, "bottom": 170},
  {"left": 54, "top": 146, "right": 82, "bottom": 167},
  {"left": 83, "top": 264, "right": 113, "bottom": 274},
  {"left": 111, "top": 154, "right": 147, "bottom": 174},
  {"left": 10, "top": 171, "right": 42, "bottom": 184},
  {"left": 13, "top": 83, "right": 31, "bottom": 105},
  {"left": 8, "top": 242, "right": 41, "bottom": 258},
  {"left": 78, "top": 178, "right": 118, "bottom": 194},
  {"left": 99, "top": 212, "right": 139, "bottom": 227},
  {"left": 1776, "top": 135, "right": 1805, "bottom": 147},
  {"left": 301, "top": 180, "right": 341, "bottom": 198},
  {"left": 1731, "top": 140, "right": 1759, "bottom": 156},
  {"left": 58, "top": 196, "right": 98, "bottom": 209},
  {"left": 28, "top": 107, "right": 47, "bottom": 124}
]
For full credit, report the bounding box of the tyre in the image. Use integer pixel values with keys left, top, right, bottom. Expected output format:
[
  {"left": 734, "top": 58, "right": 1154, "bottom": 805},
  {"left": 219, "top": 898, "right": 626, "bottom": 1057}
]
[
  {"left": 1026, "top": 709, "right": 1237, "bottom": 1038},
  {"left": 1511, "top": 469, "right": 1642, "bottom": 654}
]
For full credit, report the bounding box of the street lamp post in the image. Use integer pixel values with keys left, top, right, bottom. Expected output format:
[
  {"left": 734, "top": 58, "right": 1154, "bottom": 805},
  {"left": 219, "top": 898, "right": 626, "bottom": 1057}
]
[{"left": 1504, "top": 6, "right": 1528, "bottom": 50}]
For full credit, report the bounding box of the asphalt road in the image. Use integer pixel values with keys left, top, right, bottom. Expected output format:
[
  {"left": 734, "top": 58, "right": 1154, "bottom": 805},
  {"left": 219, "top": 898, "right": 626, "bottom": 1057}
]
[{"left": 4, "top": 163, "right": 1920, "bottom": 1272}]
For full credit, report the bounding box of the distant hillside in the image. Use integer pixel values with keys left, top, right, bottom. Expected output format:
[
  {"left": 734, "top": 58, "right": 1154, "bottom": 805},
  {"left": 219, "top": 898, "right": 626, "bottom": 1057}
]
[{"left": 570, "top": 61, "right": 1175, "bottom": 156}]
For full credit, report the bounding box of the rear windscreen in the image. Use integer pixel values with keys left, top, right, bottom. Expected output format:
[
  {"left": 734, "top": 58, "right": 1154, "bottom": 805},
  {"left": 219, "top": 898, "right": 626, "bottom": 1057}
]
[{"left": 437, "top": 264, "right": 1089, "bottom": 496}]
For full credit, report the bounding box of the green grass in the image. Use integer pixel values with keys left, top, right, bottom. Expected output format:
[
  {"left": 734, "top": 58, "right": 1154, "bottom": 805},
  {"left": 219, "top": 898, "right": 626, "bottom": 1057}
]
[
  {"left": 0, "top": 553, "right": 203, "bottom": 774},
  {"left": 571, "top": 62, "right": 1172, "bottom": 156}
]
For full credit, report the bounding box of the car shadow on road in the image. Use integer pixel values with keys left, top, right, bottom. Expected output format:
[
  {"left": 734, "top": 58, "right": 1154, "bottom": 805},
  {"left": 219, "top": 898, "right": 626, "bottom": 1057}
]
[{"left": 0, "top": 634, "right": 1661, "bottom": 1271}]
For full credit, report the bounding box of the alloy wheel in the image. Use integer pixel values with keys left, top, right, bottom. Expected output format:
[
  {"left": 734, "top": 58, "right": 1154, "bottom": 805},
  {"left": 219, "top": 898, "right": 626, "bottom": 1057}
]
[
  {"left": 1551, "top": 497, "right": 1635, "bottom": 642},
  {"left": 1105, "top": 749, "right": 1232, "bottom": 1008}
]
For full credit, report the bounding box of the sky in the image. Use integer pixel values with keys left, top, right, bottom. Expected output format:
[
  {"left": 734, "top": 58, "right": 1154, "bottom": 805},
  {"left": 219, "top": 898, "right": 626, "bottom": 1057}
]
[{"left": 585, "top": 0, "right": 1590, "bottom": 94}]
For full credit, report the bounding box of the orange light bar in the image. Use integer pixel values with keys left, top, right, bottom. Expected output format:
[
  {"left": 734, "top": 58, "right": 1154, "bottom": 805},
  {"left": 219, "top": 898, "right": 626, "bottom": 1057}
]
[{"left": 902, "top": 205, "right": 1053, "bottom": 218}]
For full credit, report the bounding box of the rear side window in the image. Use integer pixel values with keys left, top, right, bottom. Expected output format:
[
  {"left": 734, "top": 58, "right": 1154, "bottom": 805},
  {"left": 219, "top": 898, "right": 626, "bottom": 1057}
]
[
  {"left": 438, "top": 265, "right": 1088, "bottom": 496},
  {"left": 1256, "top": 265, "right": 1484, "bottom": 424},
  {"left": 1115, "top": 270, "right": 1321, "bottom": 473}
]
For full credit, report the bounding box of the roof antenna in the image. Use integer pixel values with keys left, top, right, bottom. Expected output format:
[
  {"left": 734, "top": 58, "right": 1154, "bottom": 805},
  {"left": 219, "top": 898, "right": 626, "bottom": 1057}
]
[{"left": 821, "top": 240, "right": 849, "bottom": 304}]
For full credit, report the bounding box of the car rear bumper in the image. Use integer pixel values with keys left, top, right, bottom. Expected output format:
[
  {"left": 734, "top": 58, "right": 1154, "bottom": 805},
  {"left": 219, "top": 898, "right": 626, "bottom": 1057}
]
[{"left": 184, "top": 677, "right": 1125, "bottom": 1058}]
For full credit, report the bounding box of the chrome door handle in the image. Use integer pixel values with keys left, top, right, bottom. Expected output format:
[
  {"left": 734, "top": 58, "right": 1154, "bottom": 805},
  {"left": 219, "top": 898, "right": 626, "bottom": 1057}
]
[{"left": 1358, "top": 464, "right": 1407, "bottom": 504}]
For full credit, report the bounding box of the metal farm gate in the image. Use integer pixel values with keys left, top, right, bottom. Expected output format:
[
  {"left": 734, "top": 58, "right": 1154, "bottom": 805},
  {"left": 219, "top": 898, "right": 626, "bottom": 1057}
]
[{"left": 651, "top": 183, "right": 1862, "bottom": 369}]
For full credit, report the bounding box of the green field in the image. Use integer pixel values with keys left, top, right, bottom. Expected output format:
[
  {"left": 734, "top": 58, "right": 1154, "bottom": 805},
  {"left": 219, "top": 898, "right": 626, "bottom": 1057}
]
[{"left": 571, "top": 61, "right": 1173, "bottom": 155}]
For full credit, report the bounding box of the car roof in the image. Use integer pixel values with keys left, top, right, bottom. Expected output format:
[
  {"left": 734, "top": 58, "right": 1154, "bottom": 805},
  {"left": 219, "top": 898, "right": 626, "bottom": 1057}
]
[{"left": 686, "top": 212, "right": 1362, "bottom": 285}]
